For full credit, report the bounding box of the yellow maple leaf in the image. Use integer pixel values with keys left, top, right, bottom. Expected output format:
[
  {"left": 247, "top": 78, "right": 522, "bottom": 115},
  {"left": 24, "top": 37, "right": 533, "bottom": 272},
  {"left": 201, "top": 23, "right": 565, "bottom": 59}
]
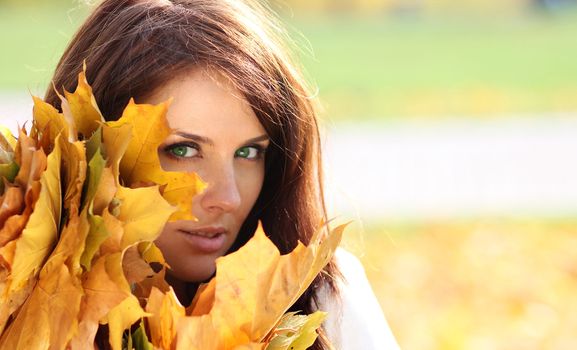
[
  {"left": 266, "top": 311, "right": 327, "bottom": 350},
  {"left": 0, "top": 134, "right": 62, "bottom": 333},
  {"left": 101, "top": 122, "right": 132, "bottom": 179},
  {"left": 0, "top": 133, "right": 89, "bottom": 349},
  {"left": 0, "top": 132, "right": 46, "bottom": 251},
  {"left": 0, "top": 212, "right": 87, "bottom": 349},
  {"left": 98, "top": 208, "right": 124, "bottom": 256},
  {"left": 32, "top": 96, "right": 69, "bottom": 145},
  {"left": 0, "top": 127, "right": 18, "bottom": 192},
  {"left": 93, "top": 166, "right": 117, "bottom": 214},
  {"left": 80, "top": 149, "right": 117, "bottom": 270},
  {"left": 139, "top": 240, "right": 166, "bottom": 266},
  {"left": 106, "top": 294, "right": 151, "bottom": 350},
  {"left": 0, "top": 263, "right": 82, "bottom": 349},
  {"left": 72, "top": 103, "right": 173, "bottom": 348},
  {"left": 59, "top": 140, "right": 87, "bottom": 216},
  {"left": 234, "top": 344, "right": 267, "bottom": 350},
  {"left": 188, "top": 278, "right": 216, "bottom": 316},
  {"left": 122, "top": 245, "right": 156, "bottom": 285},
  {"left": 84, "top": 150, "right": 117, "bottom": 216},
  {"left": 106, "top": 99, "right": 206, "bottom": 221},
  {"left": 146, "top": 286, "right": 185, "bottom": 350},
  {"left": 0, "top": 85, "right": 176, "bottom": 348},
  {"left": 0, "top": 186, "right": 24, "bottom": 247},
  {"left": 62, "top": 67, "right": 104, "bottom": 141},
  {"left": 161, "top": 170, "right": 205, "bottom": 222},
  {"left": 72, "top": 256, "right": 127, "bottom": 349},
  {"left": 115, "top": 185, "right": 175, "bottom": 249},
  {"left": 92, "top": 184, "right": 173, "bottom": 349},
  {"left": 80, "top": 212, "right": 109, "bottom": 270},
  {"left": 0, "top": 126, "right": 16, "bottom": 151},
  {"left": 14, "top": 128, "right": 47, "bottom": 190},
  {"left": 86, "top": 248, "right": 144, "bottom": 350},
  {"left": 105, "top": 100, "right": 169, "bottom": 182},
  {"left": 166, "top": 223, "right": 344, "bottom": 350}
]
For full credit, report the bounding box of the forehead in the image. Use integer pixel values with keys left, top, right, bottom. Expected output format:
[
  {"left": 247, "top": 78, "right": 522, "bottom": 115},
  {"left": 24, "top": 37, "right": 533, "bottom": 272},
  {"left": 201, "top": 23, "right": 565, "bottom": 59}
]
[{"left": 145, "top": 67, "right": 265, "bottom": 139}]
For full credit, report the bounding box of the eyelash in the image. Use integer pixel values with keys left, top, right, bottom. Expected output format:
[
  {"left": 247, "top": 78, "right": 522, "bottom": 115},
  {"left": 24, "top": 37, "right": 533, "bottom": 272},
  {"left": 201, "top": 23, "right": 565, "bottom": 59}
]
[
  {"left": 163, "top": 142, "right": 200, "bottom": 161},
  {"left": 162, "top": 142, "right": 267, "bottom": 161},
  {"left": 238, "top": 144, "right": 267, "bottom": 160}
]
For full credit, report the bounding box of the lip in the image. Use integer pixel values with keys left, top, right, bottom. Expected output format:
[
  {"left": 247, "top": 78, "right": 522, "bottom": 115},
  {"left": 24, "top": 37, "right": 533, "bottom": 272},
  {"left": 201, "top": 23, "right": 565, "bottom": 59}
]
[{"left": 177, "top": 226, "right": 228, "bottom": 254}]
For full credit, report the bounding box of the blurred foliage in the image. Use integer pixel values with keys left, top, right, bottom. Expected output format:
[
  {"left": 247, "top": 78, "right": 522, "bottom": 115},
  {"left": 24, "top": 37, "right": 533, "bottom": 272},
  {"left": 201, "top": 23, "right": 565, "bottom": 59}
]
[
  {"left": 0, "top": 5, "right": 90, "bottom": 94},
  {"left": 1, "top": 0, "right": 574, "bottom": 13},
  {"left": 351, "top": 219, "right": 577, "bottom": 350},
  {"left": 289, "top": 13, "right": 577, "bottom": 120},
  {"left": 276, "top": 0, "right": 577, "bottom": 15},
  {"left": 2, "top": 2, "right": 577, "bottom": 119}
]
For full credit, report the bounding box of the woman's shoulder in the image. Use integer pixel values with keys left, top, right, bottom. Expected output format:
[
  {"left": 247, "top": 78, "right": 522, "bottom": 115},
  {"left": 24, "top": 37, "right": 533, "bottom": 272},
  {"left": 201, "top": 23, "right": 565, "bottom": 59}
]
[{"left": 318, "top": 248, "right": 401, "bottom": 350}]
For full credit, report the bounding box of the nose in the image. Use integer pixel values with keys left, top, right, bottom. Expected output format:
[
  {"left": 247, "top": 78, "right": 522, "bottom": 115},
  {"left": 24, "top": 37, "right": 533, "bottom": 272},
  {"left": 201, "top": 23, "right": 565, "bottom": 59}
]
[{"left": 198, "top": 164, "right": 242, "bottom": 213}]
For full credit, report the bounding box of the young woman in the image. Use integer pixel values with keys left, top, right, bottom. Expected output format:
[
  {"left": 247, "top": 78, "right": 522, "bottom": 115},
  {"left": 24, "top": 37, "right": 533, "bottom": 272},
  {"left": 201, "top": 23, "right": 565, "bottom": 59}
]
[{"left": 44, "top": 0, "right": 399, "bottom": 348}]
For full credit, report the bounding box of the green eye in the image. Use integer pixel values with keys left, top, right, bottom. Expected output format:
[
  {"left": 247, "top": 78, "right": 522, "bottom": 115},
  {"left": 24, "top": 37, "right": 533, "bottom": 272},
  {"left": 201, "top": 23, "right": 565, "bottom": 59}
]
[
  {"left": 235, "top": 146, "right": 259, "bottom": 159},
  {"left": 168, "top": 145, "right": 197, "bottom": 158}
]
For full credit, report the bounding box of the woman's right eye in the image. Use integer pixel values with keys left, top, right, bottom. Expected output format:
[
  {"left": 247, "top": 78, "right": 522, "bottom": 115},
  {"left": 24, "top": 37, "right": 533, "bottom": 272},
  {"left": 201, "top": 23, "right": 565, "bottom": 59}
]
[{"left": 165, "top": 144, "right": 199, "bottom": 159}]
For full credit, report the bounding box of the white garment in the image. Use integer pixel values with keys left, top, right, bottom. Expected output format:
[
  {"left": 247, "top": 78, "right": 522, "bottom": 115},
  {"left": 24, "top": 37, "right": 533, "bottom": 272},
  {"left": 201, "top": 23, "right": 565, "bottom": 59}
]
[{"left": 319, "top": 248, "right": 401, "bottom": 350}]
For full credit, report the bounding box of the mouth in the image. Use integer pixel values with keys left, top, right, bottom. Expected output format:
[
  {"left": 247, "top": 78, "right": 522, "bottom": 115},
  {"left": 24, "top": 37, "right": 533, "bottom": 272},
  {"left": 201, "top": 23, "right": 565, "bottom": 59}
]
[{"left": 177, "top": 226, "right": 228, "bottom": 253}]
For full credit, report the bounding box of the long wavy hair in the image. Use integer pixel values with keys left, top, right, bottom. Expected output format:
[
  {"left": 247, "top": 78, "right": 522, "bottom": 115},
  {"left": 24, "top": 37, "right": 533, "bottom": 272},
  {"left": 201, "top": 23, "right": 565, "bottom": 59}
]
[{"left": 45, "top": 0, "right": 340, "bottom": 348}]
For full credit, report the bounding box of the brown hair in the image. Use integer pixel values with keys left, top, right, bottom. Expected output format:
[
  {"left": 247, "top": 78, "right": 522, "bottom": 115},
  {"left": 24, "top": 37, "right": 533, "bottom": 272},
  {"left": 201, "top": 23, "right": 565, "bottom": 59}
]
[{"left": 45, "top": 0, "right": 339, "bottom": 348}]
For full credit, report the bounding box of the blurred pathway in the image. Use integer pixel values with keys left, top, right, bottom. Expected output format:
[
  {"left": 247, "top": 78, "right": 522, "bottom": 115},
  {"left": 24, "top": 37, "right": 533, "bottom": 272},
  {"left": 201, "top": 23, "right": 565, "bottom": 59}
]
[
  {"left": 323, "top": 116, "right": 577, "bottom": 220},
  {"left": 0, "top": 91, "right": 37, "bottom": 128},
  {"left": 2, "top": 92, "right": 577, "bottom": 221}
]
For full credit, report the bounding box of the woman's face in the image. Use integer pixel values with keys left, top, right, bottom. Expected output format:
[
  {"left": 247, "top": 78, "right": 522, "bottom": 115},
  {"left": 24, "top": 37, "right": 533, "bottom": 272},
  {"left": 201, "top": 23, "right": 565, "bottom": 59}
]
[{"left": 146, "top": 67, "right": 269, "bottom": 282}]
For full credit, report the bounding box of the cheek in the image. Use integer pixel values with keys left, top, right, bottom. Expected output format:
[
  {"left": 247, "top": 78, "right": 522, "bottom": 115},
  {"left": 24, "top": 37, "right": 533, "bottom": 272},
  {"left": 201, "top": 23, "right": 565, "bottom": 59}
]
[{"left": 237, "top": 164, "right": 265, "bottom": 213}]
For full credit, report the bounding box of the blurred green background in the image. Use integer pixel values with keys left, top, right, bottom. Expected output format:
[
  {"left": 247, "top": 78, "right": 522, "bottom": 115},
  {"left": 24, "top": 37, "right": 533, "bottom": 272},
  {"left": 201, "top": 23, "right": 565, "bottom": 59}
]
[
  {"left": 2, "top": 1, "right": 577, "bottom": 349},
  {"left": 2, "top": 0, "right": 577, "bottom": 119}
]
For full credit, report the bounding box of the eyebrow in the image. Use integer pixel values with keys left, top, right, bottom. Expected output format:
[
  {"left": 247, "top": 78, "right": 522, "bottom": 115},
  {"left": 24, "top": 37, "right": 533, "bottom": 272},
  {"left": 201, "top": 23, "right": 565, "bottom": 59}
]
[
  {"left": 174, "top": 131, "right": 269, "bottom": 145},
  {"left": 244, "top": 134, "right": 270, "bottom": 144},
  {"left": 174, "top": 131, "right": 213, "bottom": 146}
]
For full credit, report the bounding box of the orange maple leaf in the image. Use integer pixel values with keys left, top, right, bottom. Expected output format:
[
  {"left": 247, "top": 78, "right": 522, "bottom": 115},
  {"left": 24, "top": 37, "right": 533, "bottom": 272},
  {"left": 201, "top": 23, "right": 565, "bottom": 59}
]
[{"left": 105, "top": 99, "right": 206, "bottom": 221}]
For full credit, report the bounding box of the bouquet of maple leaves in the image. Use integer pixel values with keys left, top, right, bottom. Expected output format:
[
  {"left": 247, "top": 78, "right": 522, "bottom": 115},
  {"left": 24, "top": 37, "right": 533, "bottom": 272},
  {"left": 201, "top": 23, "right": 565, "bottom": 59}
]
[{"left": 0, "top": 69, "right": 344, "bottom": 349}]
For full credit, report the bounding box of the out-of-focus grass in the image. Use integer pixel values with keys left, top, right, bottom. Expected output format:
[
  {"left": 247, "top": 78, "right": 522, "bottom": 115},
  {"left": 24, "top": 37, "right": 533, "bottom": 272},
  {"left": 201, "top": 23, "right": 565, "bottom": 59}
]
[
  {"left": 348, "top": 219, "right": 577, "bottom": 350},
  {"left": 0, "top": 5, "right": 89, "bottom": 94},
  {"left": 290, "top": 13, "right": 577, "bottom": 120},
  {"left": 2, "top": 6, "right": 577, "bottom": 119}
]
